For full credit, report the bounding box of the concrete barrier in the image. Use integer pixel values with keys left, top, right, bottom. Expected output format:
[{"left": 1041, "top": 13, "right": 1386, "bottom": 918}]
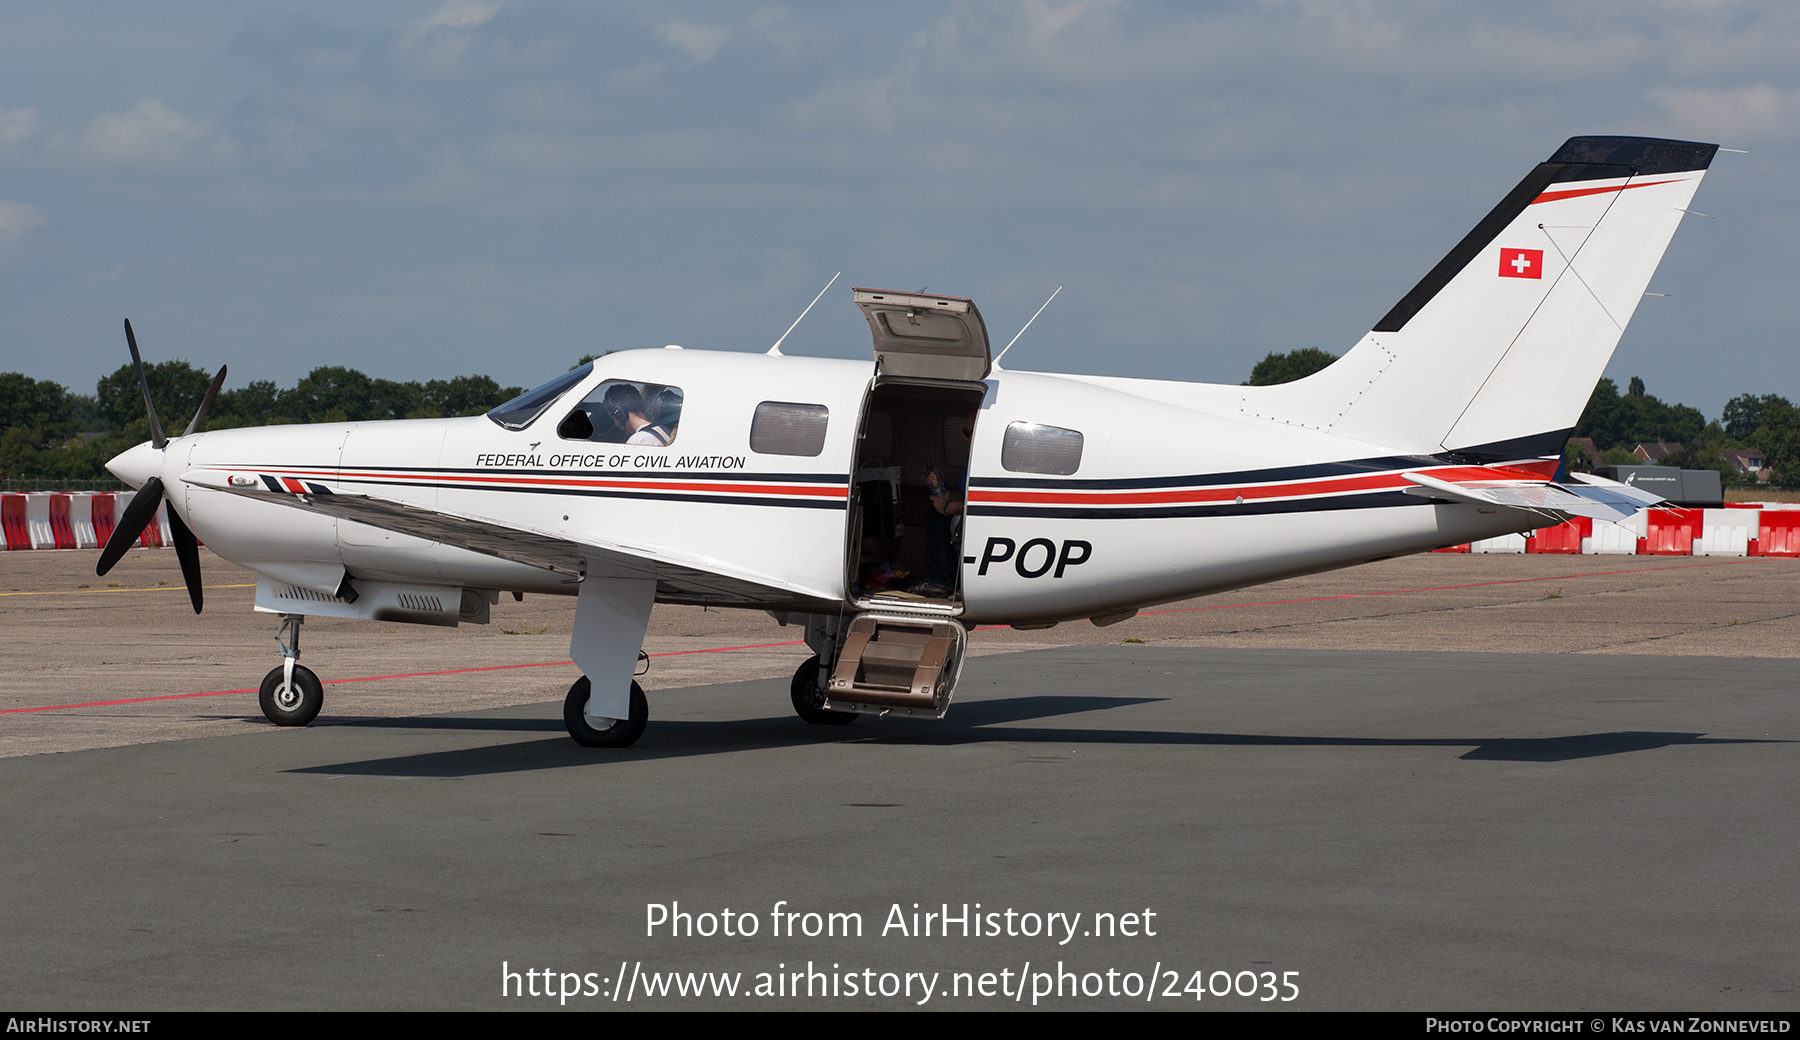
[
  {"left": 25, "top": 493, "right": 77, "bottom": 549},
  {"left": 0, "top": 493, "right": 28, "bottom": 550},
  {"left": 1528, "top": 517, "right": 1590, "bottom": 554},
  {"left": 3, "top": 492, "right": 1793, "bottom": 566},
  {"left": 1752, "top": 508, "right": 1800, "bottom": 557},
  {"left": 1695, "top": 508, "right": 1755, "bottom": 557},
  {"left": 1587, "top": 512, "right": 1646, "bottom": 555},
  {"left": 1470, "top": 532, "right": 1527, "bottom": 553},
  {"left": 1642, "top": 507, "right": 1703, "bottom": 556}
]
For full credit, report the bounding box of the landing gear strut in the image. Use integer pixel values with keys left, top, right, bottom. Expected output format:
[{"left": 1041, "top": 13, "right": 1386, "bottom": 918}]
[
  {"left": 790, "top": 656, "right": 856, "bottom": 725},
  {"left": 260, "top": 613, "right": 323, "bottom": 726}
]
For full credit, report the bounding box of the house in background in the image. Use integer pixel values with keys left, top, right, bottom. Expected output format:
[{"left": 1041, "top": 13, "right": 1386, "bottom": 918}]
[
  {"left": 1634, "top": 441, "right": 1683, "bottom": 463},
  {"left": 1721, "top": 448, "right": 1771, "bottom": 483},
  {"left": 1565, "top": 437, "right": 1602, "bottom": 470}
]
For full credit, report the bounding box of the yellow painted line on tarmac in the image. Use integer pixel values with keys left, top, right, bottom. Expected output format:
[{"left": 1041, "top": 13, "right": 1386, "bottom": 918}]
[{"left": 0, "top": 583, "right": 257, "bottom": 597}]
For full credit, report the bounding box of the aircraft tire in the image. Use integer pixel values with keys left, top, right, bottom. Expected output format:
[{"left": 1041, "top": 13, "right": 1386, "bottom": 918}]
[
  {"left": 790, "top": 657, "right": 856, "bottom": 725},
  {"left": 259, "top": 664, "right": 323, "bottom": 727},
  {"left": 564, "top": 676, "right": 648, "bottom": 748}
]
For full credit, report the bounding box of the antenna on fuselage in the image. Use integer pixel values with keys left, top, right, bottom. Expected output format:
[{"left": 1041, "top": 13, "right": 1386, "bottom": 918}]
[
  {"left": 991, "top": 285, "right": 1062, "bottom": 371},
  {"left": 767, "top": 271, "right": 841, "bottom": 356}
]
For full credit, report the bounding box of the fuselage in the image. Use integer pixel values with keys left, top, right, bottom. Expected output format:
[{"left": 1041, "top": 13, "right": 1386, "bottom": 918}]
[{"left": 116, "top": 348, "right": 1542, "bottom": 626}]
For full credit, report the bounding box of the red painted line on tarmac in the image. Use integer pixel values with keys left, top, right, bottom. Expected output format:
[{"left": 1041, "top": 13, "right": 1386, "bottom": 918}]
[
  {"left": 6, "top": 561, "right": 1759, "bottom": 714},
  {"left": 1, "top": 687, "right": 264, "bottom": 713},
  {"left": 3, "top": 640, "right": 810, "bottom": 715}
]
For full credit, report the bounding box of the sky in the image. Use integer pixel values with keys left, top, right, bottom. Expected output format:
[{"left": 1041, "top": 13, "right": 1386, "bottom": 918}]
[{"left": 0, "top": 1, "right": 1794, "bottom": 420}]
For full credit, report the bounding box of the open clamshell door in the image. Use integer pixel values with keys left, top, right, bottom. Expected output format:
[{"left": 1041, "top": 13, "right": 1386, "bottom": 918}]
[{"left": 854, "top": 289, "right": 991, "bottom": 384}]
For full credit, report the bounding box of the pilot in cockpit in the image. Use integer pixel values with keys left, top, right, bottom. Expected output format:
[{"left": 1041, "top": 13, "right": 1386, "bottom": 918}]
[{"left": 631, "top": 386, "right": 682, "bottom": 446}]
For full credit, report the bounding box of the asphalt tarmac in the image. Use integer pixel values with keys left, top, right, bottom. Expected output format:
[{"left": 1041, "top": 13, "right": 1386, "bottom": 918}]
[{"left": 2, "top": 549, "right": 1797, "bottom": 1010}]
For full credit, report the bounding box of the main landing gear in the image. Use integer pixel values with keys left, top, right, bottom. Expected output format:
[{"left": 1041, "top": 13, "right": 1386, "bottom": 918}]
[
  {"left": 563, "top": 677, "right": 649, "bottom": 748},
  {"left": 259, "top": 614, "right": 323, "bottom": 727},
  {"left": 790, "top": 656, "right": 856, "bottom": 726}
]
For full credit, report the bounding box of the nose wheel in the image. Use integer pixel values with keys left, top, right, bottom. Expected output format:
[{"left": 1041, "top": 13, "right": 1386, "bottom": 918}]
[
  {"left": 260, "top": 663, "right": 323, "bottom": 726},
  {"left": 258, "top": 613, "right": 323, "bottom": 727}
]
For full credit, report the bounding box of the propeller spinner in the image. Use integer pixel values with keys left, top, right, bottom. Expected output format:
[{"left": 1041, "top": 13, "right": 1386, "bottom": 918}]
[{"left": 95, "top": 319, "right": 226, "bottom": 614}]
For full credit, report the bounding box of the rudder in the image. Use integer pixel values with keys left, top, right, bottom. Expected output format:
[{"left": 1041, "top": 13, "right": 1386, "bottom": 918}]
[{"left": 1241, "top": 136, "right": 1717, "bottom": 460}]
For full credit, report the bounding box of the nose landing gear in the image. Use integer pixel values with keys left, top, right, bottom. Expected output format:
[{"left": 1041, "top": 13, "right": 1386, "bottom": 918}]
[{"left": 259, "top": 613, "right": 323, "bottom": 727}]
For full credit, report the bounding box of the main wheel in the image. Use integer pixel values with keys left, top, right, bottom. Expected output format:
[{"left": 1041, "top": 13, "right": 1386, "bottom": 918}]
[
  {"left": 564, "top": 676, "right": 649, "bottom": 748},
  {"left": 259, "top": 664, "right": 323, "bottom": 727},
  {"left": 790, "top": 656, "right": 856, "bottom": 725}
]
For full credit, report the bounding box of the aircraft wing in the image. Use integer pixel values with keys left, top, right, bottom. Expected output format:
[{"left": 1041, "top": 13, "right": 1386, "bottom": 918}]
[
  {"left": 181, "top": 469, "right": 838, "bottom": 609},
  {"left": 1399, "top": 470, "right": 1665, "bottom": 524}
]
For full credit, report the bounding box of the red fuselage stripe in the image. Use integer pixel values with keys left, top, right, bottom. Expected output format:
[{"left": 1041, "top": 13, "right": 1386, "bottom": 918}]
[{"left": 236, "top": 459, "right": 1559, "bottom": 507}]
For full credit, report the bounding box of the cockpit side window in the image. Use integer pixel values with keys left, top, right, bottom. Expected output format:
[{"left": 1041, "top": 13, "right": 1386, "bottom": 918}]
[
  {"left": 486, "top": 364, "right": 593, "bottom": 431},
  {"left": 558, "top": 380, "right": 684, "bottom": 445}
]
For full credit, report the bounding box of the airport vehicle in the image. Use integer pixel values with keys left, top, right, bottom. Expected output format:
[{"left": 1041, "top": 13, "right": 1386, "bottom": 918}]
[{"left": 98, "top": 135, "right": 1716, "bottom": 747}]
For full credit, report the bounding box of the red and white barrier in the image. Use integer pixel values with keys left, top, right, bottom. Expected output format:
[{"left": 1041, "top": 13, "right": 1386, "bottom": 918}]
[
  {"left": 8, "top": 493, "right": 1800, "bottom": 563},
  {"left": 1695, "top": 508, "right": 1754, "bottom": 556},
  {"left": 1587, "top": 511, "right": 1646, "bottom": 555},
  {"left": 25, "top": 492, "right": 77, "bottom": 549},
  {"left": 1, "top": 491, "right": 140, "bottom": 551},
  {"left": 1527, "top": 517, "right": 1591, "bottom": 554},
  {"left": 69, "top": 492, "right": 106, "bottom": 549},
  {"left": 1470, "top": 532, "right": 1527, "bottom": 553},
  {"left": 0, "top": 493, "right": 29, "bottom": 550},
  {"left": 147, "top": 500, "right": 171, "bottom": 548}
]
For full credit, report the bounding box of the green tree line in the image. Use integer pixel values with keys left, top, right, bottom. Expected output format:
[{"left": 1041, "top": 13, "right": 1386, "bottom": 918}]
[
  {"left": 10, "top": 348, "right": 1799, "bottom": 487},
  {"left": 1, "top": 361, "right": 525, "bottom": 482}
]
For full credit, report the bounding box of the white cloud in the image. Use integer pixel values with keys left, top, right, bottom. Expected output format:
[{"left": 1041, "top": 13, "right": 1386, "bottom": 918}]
[
  {"left": 1019, "top": 0, "right": 1118, "bottom": 41},
  {"left": 0, "top": 105, "right": 42, "bottom": 156},
  {"left": 80, "top": 99, "right": 233, "bottom": 167},
  {"left": 657, "top": 20, "right": 730, "bottom": 63},
  {"left": 0, "top": 200, "right": 45, "bottom": 236},
  {"left": 0, "top": 200, "right": 46, "bottom": 258},
  {"left": 408, "top": 0, "right": 503, "bottom": 40},
  {"left": 400, "top": 0, "right": 505, "bottom": 76}
]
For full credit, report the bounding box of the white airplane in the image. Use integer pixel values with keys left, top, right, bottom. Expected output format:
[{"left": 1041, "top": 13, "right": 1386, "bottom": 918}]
[{"left": 99, "top": 134, "right": 1717, "bottom": 748}]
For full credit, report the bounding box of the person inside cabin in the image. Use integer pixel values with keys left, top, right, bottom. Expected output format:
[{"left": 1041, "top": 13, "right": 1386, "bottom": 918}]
[
  {"left": 904, "top": 410, "right": 975, "bottom": 599},
  {"left": 634, "top": 386, "right": 682, "bottom": 446},
  {"left": 590, "top": 382, "right": 664, "bottom": 446}
]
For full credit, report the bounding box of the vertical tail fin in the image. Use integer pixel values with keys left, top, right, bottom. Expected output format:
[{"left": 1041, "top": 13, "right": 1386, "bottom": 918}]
[{"left": 1242, "top": 136, "right": 1717, "bottom": 459}]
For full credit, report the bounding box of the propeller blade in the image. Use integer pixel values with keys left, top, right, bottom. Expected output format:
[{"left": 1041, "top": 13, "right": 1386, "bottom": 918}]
[
  {"left": 182, "top": 364, "right": 227, "bottom": 438},
  {"left": 123, "top": 319, "right": 167, "bottom": 449},
  {"left": 96, "top": 476, "right": 166, "bottom": 577},
  {"left": 167, "top": 507, "right": 204, "bottom": 613}
]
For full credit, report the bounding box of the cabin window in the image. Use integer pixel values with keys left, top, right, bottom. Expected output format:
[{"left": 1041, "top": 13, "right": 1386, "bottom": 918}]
[
  {"left": 487, "top": 363, "right": 592, "bottom": 431},
  {"left": 557, "top": 380, "right": 684, "bottom": 445},
  {"left": 750, "top": 402, "right": 829, "bottom": 457},
  {"left": 1001, "top": 422, "right": 1083, "bottom": 475}
]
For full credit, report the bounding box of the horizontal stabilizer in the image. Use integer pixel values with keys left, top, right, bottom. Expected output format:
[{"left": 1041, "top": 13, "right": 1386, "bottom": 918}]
[
  {"left": 1565, "top": 470, "right": 1666, "bottom": 507},
  {"left": 1400, "top": 470, "right": 1665, "bottom": 525}
]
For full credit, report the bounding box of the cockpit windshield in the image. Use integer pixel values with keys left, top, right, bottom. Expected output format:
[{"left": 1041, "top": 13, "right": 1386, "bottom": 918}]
[{"left": 485, "top": 363, "right": 593, "bottom": 431}]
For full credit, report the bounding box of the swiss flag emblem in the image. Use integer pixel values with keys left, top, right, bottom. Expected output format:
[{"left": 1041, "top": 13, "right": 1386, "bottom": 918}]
[{"left": 1499, "top": 247, "right": 1544, "bottom": 279}]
